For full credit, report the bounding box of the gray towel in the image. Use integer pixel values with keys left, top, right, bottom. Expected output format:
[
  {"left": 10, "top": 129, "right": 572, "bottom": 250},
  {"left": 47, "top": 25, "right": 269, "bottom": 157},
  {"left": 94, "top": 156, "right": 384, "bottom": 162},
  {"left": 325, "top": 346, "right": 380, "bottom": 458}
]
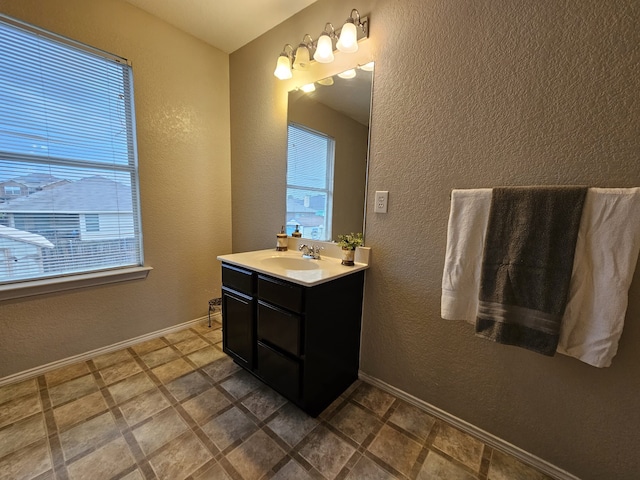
[{"left": 476, "top": 186, "right": 587, "bottom": 356}]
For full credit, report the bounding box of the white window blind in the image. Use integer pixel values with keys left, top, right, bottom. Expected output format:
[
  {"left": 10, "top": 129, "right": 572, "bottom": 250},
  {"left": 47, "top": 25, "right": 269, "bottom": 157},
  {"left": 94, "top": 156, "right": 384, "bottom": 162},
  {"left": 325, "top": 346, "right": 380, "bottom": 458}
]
[
  {"left": 286, "top": 123, "right": 334, "bottom": 241},
  {"left": 0, "top": 15, "right": 143, "bottom": 284}
]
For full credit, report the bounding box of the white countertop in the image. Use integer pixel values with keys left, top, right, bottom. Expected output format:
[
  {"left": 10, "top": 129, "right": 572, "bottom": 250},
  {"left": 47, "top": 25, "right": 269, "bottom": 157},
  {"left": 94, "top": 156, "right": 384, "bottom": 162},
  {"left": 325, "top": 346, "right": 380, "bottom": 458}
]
[{"left": 217, "top": 247, "right": 369, "bottom": 287}]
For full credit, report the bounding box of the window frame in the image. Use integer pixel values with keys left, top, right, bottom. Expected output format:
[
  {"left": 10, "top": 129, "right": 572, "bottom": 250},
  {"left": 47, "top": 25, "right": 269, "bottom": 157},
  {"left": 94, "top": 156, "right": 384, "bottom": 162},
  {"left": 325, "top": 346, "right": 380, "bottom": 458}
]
[
  {"left": 285, "top": 122, "right": 335, "bottom": 241},
  {"left": 0, "top": 14, "right": 149, "bottom": 299}
]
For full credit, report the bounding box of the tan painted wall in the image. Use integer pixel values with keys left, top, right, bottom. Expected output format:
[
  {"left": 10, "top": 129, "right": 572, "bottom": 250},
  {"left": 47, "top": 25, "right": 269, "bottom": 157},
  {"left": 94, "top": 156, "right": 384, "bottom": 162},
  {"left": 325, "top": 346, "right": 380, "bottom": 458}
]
[
  {"left": 230, "top": 1, "right": 640, "bottom": 478},
  {"left": 0, "top": 0, "right": 231, "bottom": 376}
]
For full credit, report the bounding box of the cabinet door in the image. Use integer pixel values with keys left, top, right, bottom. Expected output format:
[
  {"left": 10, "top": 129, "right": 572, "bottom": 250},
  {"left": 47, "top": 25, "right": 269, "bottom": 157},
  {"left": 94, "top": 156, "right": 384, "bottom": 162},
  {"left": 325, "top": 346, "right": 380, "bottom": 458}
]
[{"left": 222, "top": 287, "right": 254, "bottom": 369}]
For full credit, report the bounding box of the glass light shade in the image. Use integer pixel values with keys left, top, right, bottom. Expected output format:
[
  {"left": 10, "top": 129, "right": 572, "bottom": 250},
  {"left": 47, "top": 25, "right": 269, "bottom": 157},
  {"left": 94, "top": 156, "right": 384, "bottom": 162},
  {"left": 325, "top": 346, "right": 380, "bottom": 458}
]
[
  {"left": 313, "top": 34, "right": 334, "bottom": 63},
  {"left": 301, "top": 83, "right": 316, "bottom": 93},
  {"left": 360, "top": 61, "right": 374, "bottom": 72},
  {"left": 338, "top": 69, "right": 356, "bottom": 79},
  {"left": 293, "top": 44, "right": 310, "bottom": 70},
  {"left": 336, "top": 21, "right": 358, "bottom": 53},
  {"left": 274, "top": 55, "right": 292, "bottom": 80},
  {"left": 316, "top": 76, "right": 334, "bottom": 86}
]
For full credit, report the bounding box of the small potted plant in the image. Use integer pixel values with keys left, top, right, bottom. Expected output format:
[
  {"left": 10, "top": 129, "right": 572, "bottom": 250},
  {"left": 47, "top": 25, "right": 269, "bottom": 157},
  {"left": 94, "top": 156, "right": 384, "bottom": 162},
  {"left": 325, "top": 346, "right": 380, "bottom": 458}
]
[{"left": 337, "top": 232, "right": 363, "bottom": 266}]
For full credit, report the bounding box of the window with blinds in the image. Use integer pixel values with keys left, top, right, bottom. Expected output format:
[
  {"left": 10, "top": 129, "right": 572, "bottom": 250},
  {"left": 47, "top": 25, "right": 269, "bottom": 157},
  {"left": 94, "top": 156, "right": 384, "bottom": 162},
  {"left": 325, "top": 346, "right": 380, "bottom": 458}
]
[
  {"left": 0, "top": 15, "right": 143, "bottom": 285},
  {"left": 286, "top": 123, "right": 335, "bottom": 241}
]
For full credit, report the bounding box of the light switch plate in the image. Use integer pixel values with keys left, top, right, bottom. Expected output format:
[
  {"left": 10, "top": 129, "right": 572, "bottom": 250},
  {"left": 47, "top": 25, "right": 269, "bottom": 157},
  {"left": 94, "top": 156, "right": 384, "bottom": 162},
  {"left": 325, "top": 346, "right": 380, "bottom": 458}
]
[{"left": 374, "top": 191, "right": 388, "bottom": 213}]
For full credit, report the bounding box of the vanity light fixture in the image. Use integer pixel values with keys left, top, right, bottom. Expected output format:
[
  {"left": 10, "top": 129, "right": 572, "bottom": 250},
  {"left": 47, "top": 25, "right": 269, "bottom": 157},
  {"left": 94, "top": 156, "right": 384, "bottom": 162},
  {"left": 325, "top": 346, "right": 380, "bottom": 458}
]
[
  {"left": 274, "top": 44, "right": 294, "bottom": 80},
  {"left": 359, "top": 61, "right": 374, "bottom": 72},
  {"left": 273, "top": 8, "right": 369, "bottom": 80}
]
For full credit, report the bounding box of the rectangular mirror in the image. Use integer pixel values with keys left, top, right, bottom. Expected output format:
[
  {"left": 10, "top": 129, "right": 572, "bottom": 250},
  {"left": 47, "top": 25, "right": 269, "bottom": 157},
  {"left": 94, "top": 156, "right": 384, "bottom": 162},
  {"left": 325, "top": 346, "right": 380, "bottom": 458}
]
[{"left": 286, "top": 63, "right": 373, "bottom": 242}]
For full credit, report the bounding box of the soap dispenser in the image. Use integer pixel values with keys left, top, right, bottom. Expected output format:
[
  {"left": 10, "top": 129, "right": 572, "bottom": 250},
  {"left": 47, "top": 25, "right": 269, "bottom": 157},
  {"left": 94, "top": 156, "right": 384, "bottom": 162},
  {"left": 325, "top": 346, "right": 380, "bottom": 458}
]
[
  {"left": 292, "top": 225, "right": 302, "bottom": 238},
  {"left": 276, "top": 226, "right": 288, "bottom": 251}
]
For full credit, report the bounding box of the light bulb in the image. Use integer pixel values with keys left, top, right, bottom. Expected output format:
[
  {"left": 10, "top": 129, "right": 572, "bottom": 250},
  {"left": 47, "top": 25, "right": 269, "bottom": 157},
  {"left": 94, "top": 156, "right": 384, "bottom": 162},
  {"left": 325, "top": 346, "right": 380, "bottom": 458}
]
[
  {"left": 301, "top": 83, "right": 316, "bottom": 93},
  {"left": 338, "top": 69, "right": 356, "bottom": 79},
  {"left": 336, "top": 21, "right": 358, "bottom": 53},
  {"left": 313, "top": 33, "right": 334, "bottom": 63},
  {"left": 293, "top": 44, "right": 310, "bottom": 70},
  {"left": 273, "top": 54, "right": 292, "bottom": 80}
]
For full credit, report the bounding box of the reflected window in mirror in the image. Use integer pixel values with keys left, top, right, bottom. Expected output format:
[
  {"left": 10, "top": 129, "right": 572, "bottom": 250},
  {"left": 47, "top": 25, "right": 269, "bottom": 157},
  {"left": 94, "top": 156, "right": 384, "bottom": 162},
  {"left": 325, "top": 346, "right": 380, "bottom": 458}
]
[
  {"left": 286, "top": 124, "right": 335, "bottom": 241},
  {"left": 286, "top": 63, "right": 374, "bottom": 242}
]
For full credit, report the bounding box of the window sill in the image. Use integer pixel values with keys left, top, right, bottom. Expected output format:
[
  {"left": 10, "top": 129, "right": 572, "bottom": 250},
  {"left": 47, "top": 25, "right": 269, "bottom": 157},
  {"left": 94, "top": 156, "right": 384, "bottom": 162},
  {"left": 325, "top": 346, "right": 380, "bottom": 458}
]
[{"left": 0, "top": 266, "right": 153, "bottom": 302}]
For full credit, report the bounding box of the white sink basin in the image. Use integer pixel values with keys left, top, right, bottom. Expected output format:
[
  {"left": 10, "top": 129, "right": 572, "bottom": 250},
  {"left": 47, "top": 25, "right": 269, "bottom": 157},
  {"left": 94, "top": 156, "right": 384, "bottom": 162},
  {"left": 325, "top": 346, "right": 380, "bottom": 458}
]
[
  {"left": 217, "top": 248, "right": 369, "bottom": 286},
  {"left": 260, "top": 256, "right": 319, "bottom": 271}
]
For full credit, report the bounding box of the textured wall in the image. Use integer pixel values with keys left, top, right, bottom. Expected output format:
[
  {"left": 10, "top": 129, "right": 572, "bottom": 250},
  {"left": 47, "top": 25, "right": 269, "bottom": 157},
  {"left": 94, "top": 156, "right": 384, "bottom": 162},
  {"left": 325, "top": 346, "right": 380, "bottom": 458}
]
[
  {"left": 230, "top": 1, "right": 640, "bottom": 478},
  {"left": 0, "top": 0, "right": 232, "bottom": 376}
]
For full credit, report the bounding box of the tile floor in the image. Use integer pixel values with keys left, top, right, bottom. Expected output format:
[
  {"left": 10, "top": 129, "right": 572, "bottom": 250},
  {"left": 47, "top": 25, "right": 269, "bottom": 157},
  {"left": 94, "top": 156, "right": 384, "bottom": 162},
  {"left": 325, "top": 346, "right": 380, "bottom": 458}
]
[{"left": 0, "top": 317, "right": 554, "bottom": 480}]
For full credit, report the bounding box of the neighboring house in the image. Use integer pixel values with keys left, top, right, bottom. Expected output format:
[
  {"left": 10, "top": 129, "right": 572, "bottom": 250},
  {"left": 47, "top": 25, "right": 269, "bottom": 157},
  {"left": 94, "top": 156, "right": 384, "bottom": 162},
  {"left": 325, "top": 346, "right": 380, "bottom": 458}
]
[
  {"left": 0, "top": 176, "right": 135, "bottom": 242},
  {"left": 0, "top": 224, "right": 54, "bottom": 281},
  {"left": 0, "top": 176, "right": 136, "bottom": 274},
  {"left": 0, "top": 173, "right": 70, "bottom": 202}
]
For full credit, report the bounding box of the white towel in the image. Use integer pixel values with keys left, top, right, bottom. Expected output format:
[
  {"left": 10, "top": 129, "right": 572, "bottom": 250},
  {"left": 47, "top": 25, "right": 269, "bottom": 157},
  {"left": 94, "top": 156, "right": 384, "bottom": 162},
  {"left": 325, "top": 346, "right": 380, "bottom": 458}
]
[
  {"left": 441, "top": 187, "right": 640, "bottom": 367},
  {"left": 441, "top": 189, "right": 492, "bottom": 322},
  {"left": 558, "top": 188, "right": 640, "bottom": 367}
]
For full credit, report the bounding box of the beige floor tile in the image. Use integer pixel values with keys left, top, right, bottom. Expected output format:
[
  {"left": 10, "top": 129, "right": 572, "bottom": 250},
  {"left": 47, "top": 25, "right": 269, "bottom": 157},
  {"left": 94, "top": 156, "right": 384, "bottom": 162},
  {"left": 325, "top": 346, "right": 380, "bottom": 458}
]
[
  {"left": 432, "top": 423, "right": 484, "bottom": 472},
  {"left": 241, "top": 385, "right": 287, "bottom": 421},
  {"left": 175, "top": 337, "right": 209, "bottom": 355},
  {"left": 92, "top": 349, "right": 133, "bottom": 370},
  {"left": 488, "top": 449, "right": 552, "bottom": 480},
  {"left": 148, "top": 431, "right": 213, "bottom": 480},
  {"left": 53, "top": 391, "right": 108, "bottom": 431},
  {"left": 165, "top": 371, "right": 212, "bottom": 401},
  {"left": 132, "top": 408, "right": 188, "bottom": 456},
  {"left": 350, "top": 383, "right": 396, "bottom": 417},
  {"left": 0, "top": 393, "right": 42, "bottom": 428},
  {"left": 330, "top": 401, "right": 382, "bottom": 445},
  {"left": 188, "top": 346, "right": 226, "bottom": 368},
  {"left": 417, "top": 451, "right": 477, "bottom": 480},
  {"left": 267, "top": 402, "right": 319, "bottom": 448},
  {"left": 0, "top": 378, "right": 38, "bottom": 405},
  {"left": 59, "top": 411, "right": 119, "bottom": 461},
  {"left": 201, "top": 357, "right": 241, "bottom": 383},
  {"left": 194, "top": 462, "right": 233, "bottom": 480},
  {"left": 131, "top": 337, "right": 167, "bottom": 356},
  {"left": 66, "top": 437, "right": 135, "bottom": 480},
  {"left": 48, "top": 374, "right": 99, "bottom": 407},
  {"left": 164, "top": 329, "right": 198, "bottom": 344},
  {"left": 368, "top": 424, "right": 423, "bottom": 477},
  {"left": 182, "top": 388, "right": 231, "bottom": 425},
  {"left": 226, "top": 430, "right": 286, "bottom": 480},
  {"left": 108, "top": 372, "right": 156, "bottom": 405},
  {"left": 118, "top": 388, "right": 171, "bottom": 427},
  {"left": 141, "top": 346, "right": 180, "bottom": 369},
  {"left": 389, "top": 402, "right": 436, "bottom": 441},
  {"left": 299, "top": 425, "right": 356, "bottom": 479},
  {"left": 0, "top": 413, "right": 46, "bottom": 458},
  {"left": 152, "top": 358, "right": 194, "bottom": 384},
  {"left": 202, "top": 329, "right": 223, "bottom": 344},
  {"left": 219, "top": 369, "right": 262, "bottom": 399},
  {"left": 191, "top": 319, "right": 221, "bottom": 334},
  {"left": 201, "top": 407, "right": 257, "bottom": 451},
  {"left": 119, "top": 469, "right": 145, "bottom": 480},
  {"left": 271, "top": 459, "right": 315, "bottom": 480},
  {"left": 44, "top": 363, "right": 90, "bottom": 388},
  {"left": 99, "top": 359, "right": 143, "bottom": 385},
  {"left": 345, "top": 456, "right": 397, "bottom": 480},
  {"left": 0, "top": 438, "right": 51, "bottom": 480}
]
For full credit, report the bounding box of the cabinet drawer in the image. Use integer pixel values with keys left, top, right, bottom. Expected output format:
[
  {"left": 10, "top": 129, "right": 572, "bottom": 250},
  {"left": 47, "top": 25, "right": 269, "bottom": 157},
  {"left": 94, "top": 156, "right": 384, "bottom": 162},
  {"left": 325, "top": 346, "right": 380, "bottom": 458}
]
[
  {"left": 258, "top": 275, "right": 303, "bottom": 313},
  {"left": 258, "top": 342, "right": 300, "bottom": 401},
  {"left": 222, "top": 264, "right": 254, "bottom": 295},
  {"left": 257, "top": 301, "right": 301, "bottom": 356}
]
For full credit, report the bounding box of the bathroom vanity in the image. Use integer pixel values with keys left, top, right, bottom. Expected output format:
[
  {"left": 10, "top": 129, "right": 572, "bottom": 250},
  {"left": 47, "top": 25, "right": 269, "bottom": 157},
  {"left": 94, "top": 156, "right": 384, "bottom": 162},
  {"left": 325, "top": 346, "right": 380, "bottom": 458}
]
[{"left": 218, "top": 247, "right": 368, "bottom": 416}]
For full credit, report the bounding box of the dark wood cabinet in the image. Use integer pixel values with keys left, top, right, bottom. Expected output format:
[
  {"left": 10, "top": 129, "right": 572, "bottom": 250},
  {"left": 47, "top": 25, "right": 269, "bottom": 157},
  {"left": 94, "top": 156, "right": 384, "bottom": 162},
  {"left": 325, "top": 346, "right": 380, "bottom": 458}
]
[{"left": 221, "top": 262, "right": 365, "bottom": 416}]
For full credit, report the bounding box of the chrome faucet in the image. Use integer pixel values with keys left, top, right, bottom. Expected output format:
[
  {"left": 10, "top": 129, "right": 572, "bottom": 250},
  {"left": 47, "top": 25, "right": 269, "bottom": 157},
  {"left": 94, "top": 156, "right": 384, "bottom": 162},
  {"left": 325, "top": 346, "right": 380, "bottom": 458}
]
[{"left": 299, "top": 244, "right": 322, "bottom": 259}]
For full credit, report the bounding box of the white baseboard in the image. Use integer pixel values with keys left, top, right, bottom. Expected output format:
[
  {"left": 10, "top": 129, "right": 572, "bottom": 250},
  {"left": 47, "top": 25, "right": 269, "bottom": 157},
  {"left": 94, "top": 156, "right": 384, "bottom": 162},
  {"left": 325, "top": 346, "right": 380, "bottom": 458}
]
[
  {"left": 0, "top": 313, "right": 222, "bottom": 387},
  {"left": 358, "top": 371, "right": 580, "bottom": 480}
]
